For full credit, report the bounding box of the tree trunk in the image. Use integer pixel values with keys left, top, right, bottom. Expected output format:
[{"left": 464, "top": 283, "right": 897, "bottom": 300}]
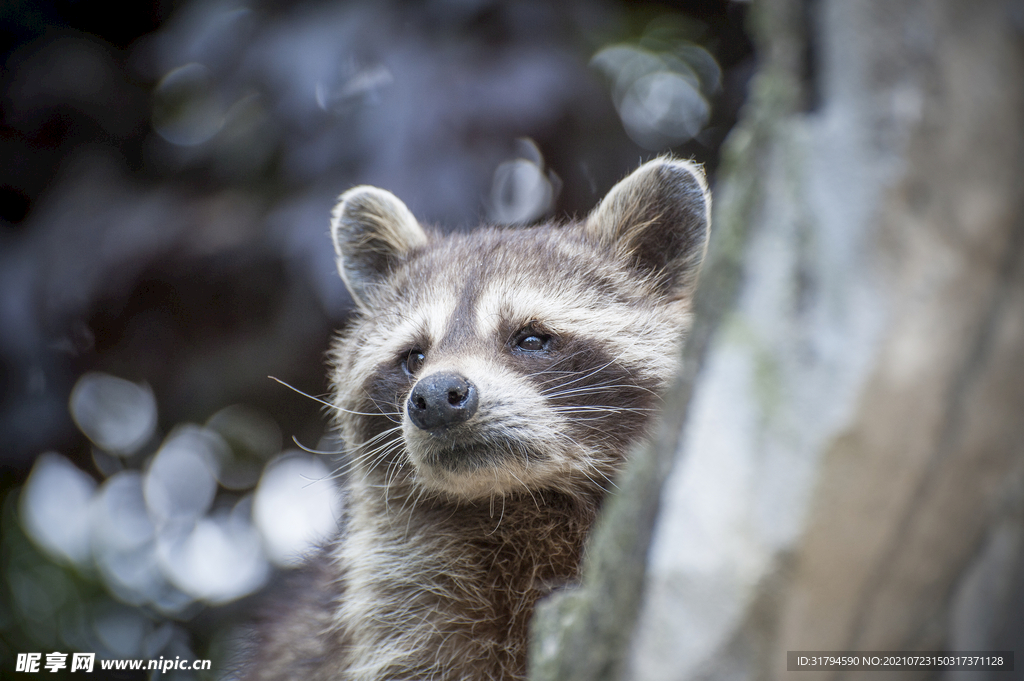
[{"left": 531, "top": 0, "right": 1024, "bottom": 679}]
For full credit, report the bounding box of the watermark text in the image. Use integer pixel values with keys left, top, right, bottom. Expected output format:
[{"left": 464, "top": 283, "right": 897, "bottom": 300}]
[{"left": 15, "top": 652, "right": 212, "bottom": 674}]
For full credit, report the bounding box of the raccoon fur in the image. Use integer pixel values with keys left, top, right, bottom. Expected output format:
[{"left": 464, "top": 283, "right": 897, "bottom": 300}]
[{"left": 243, "top": 157, "right": 710, "bottom": 681}]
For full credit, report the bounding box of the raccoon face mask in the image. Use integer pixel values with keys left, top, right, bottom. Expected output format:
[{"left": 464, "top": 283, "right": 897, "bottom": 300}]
[{"left": 328, "top": 157, "right": 710, "bottom": 500}]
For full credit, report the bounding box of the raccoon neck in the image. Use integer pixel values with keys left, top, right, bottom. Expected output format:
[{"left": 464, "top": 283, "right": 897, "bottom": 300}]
[{"left": 334, "top": 480, "right": 598, "bottom": 680}]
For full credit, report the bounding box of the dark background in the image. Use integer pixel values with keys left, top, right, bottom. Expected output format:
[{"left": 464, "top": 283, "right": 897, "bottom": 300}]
[{"left": 0, "top": 0, "right": 753, "bottom": 677}]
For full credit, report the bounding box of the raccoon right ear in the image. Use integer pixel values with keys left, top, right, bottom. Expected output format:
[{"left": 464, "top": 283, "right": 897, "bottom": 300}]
[
  {"left": 585, "top": 157, "right": 711, "bottom": 300},
  {"left": 330, "top": 186, "right": 428, "bottom": 308}
]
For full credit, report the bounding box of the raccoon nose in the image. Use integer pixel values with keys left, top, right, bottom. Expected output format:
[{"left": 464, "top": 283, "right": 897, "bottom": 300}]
[{"left": 407, "top": 372, "right": 479, "bottom": 431}]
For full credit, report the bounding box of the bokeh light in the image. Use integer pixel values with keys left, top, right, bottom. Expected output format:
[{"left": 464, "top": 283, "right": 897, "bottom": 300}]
[
  {"left": 488, "top": 139, "right": 558, "bottom": 225},
  {"left": 156, "top": 502, "right": 268, "bottom": 605},
  {"left": 69, "top": 373, "right": 157, "bottom": 457},
  {"left": 206, "top": 404, "right": 281, "bottom": 491},
  {"left": 20, "top": 453, "right": 96, "bottom": 566},
  {"left": 152, "top": 63, "right": 227, "bottom": 146},
  {"left": 143, "top": 426, "right": 221, "bottom": 526},
  {"left": 253, "top": 453, "right": 341, "bottom": 568},
  {"left": 591, "top": 18, "right": 721, "bottom": 150},
  {"left": 20, "top": 380, "right": 333, "bottom": 609}
]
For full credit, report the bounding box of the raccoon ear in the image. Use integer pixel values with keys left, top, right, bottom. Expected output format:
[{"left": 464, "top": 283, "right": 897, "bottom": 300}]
[
  {"left": 330, "top": 186, "right": 428, "bottom": 308},
  {"left": 585, "top": 157, "right": 710, "bottom": 299}
]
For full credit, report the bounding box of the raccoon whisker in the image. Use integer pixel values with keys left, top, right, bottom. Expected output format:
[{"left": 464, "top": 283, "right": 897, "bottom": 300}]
[
  {"left": 551, "top": 404, "right": 654, "bottom": 411},
  {"left": 549, "top": 403, "right": 654, "bottom": 412},
  {"left": 378, "top": 451, "right": 412, "bottom": 511},
  {"left": 383, "top": 459, "right": 401, "bottom": 510},
  {"left": 578, "top": 453, "right": 620, "bottom": 483},
  {"left": 585, "top": 437, "right": 628, "bottom": 454},
  {"left": 361, "top": 441, "right": 405, "bottom": 473},
  {"left": 401, "top": 488, "right": 428, "bottom": 539},
  {"left": 325, "top": 458, "right": 353, "bottom": 481},
  {"left": 569, "top": 431, "right": 622, "bottom": 447},
  {"left": 347, "top": 436, "right": 402, "bottom": 468},
  {"left": 328, "top": 452, "right": 361, "bottom": 477},
  {"left": 373, "top": 411, "right": 403, "bottom": 425},
  {"left": 485, "top": 492, "right": 507, "bottom": 536},
  {"left": 595, "top": 466, "right": 619, "bottom": 489},
  {"left": 585, "top": 466, "right": 620, "bottom": 494},
  {"left": 522, "top": 368, "right": 581, "bottom": 378},
  {"left": 346, "top": 445, "right": 392, "bottom": 469},
  {"left": 346, "top": 394, "right": 405, "bottom": 424},
  {"left": 533, "top": 355, "right": 624, "bottom": 391},
  {"left": 290, "top": 435, "right": 344, "bottom": 456},
  {"left": 550, "top": 434, "right": 619, "bottom": 491},
  {"left": 293, "top": 469, "right": 335, "bottom": 491},
  {"left": 542, "top": 375, "right": 637, "bottom": 389},
  {"left": 541, "top": 332, "right": 658, "bottom": 395},
  {"left": 387, "top": 459, "right": 409, "bottom": 490},
  {"left": 395, "top": 481, "right": 431, "bottom": 523},
  {"left": 575, "top": 468, "right": 614, "bottom": 495},
  {"left": 536, "top": 372, "right": 622, "bottom": 387},
  {"left": 526, "top": 347, "right": 593, "bottom": 372},
  {"left": 334, "top": 452, "right": 370, "bottom": 476},
  {"left": 542, "top": 381, "right": 660, "bottom": 400},
  {"left": 550, "top": 431, "right": 588, "bottom": 452},
  {"left": 560, "top": 437, "right": 621, "bottom": 477},
  {"left": 356, "top": 425, "right": 403, "bottom": 447},
  {"left": 501, "top": 437, "right": 535, "bottom": 474},
  {"left": 549, "top": 408, "right": 655, "bottom": 419},
  {"left": 551, "top": 414, "right": 618, "bottom": 422},
  {"left": 586, "top": 475, "right": 615, "bottom": 495},
  {"left": 354, "top": 391, "right": 404, "bottom": 423},
  {"left": 348, "top": 426, "right": 404, "bottom": 454},
  {"left": 535, "top": 375, "right": 626, "bottom": 391},
  {"left": 510, "top": 353, "right": 599, "bottom": 389},
  {"left": 540, "top": 350, "right": 651, "bottom": 387},
  {"left": 338, "top": 439, "right": 403, "bottom": 479},
  {"left": 528, "top": 352, "right": 617, "bottom": 383},
  {"left": 540, "top": 384, "right": 643, "bottom": 399},
  {"left": 331, "top": 447, "right": 393, "bottom": 480},
  {"left": 374, "top": 394, "right": 406, "bottom": 424},
  {"left": 577, "top": 428, "right": 629, "bottom": 447},
  {"left": 274, "top": 376, "right": 405, "bottom": 419},
  {"left": 505, "top": 468, "right": 540, "bottom": 512},
  {"left": 357, "top": 437, "right": 404, "bottom": 462},
  {"left": 269, "top": 375, "right": 336, "bottom": 406},
  {"left": 367, "top": 405, "right": 406, "bottom": 422},
  {"left": 536, "top": 355, "right": 641, "bottom": 384}
]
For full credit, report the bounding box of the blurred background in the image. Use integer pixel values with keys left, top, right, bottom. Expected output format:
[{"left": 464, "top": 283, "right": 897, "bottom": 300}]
[{"left": 0, "top": 0, "right": 753, "bottom": 677}]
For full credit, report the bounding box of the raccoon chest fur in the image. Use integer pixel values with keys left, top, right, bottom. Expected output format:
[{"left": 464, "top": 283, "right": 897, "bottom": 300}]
[
  {"left": 244, "top": 158, "right": 710, "bottom": 681},
  {"left": 334, "top": 488, "right": 591, "bottom": 680}
]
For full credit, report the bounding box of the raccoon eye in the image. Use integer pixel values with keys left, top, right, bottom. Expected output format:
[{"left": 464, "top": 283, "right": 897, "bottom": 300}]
[
  {"left": 513, "top": 328, "right": 552, "bottom": 352},
  {"left": 402, "top": 349, "right": 425, "bottom": 375}
]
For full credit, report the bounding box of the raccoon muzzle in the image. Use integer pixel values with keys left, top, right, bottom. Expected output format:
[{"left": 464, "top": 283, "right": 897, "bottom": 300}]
[{"left": 407, "top": 371, "right": 479, "bottom": 431}]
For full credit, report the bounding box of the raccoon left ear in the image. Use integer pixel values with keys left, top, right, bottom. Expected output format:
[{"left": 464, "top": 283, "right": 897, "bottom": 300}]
[
  {"left": 585, "top": 157, "right": 710, "bottom": 299},
  {"left": 331, "top": 186, "right": 428, "bottom": 308}
]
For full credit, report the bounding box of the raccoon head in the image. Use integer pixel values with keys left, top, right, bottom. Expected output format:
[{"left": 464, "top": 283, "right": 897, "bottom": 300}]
[{"left": 329, "top": 158, "right": 710, "bottom": 502}]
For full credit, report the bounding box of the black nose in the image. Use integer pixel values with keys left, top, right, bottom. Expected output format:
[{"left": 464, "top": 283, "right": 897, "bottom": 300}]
[{"left": 407, "top": 372, "right": 479, "bottom": 431}]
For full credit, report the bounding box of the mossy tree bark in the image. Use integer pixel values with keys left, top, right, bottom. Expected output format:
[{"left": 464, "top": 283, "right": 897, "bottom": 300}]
[{"left": 531, "top": 0, "right": 1024, "bottom": 679}]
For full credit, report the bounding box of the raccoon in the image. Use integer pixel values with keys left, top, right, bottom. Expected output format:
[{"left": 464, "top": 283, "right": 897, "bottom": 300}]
[{"left": 243, "top": 157, "right": 710, "bottom": 681}]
